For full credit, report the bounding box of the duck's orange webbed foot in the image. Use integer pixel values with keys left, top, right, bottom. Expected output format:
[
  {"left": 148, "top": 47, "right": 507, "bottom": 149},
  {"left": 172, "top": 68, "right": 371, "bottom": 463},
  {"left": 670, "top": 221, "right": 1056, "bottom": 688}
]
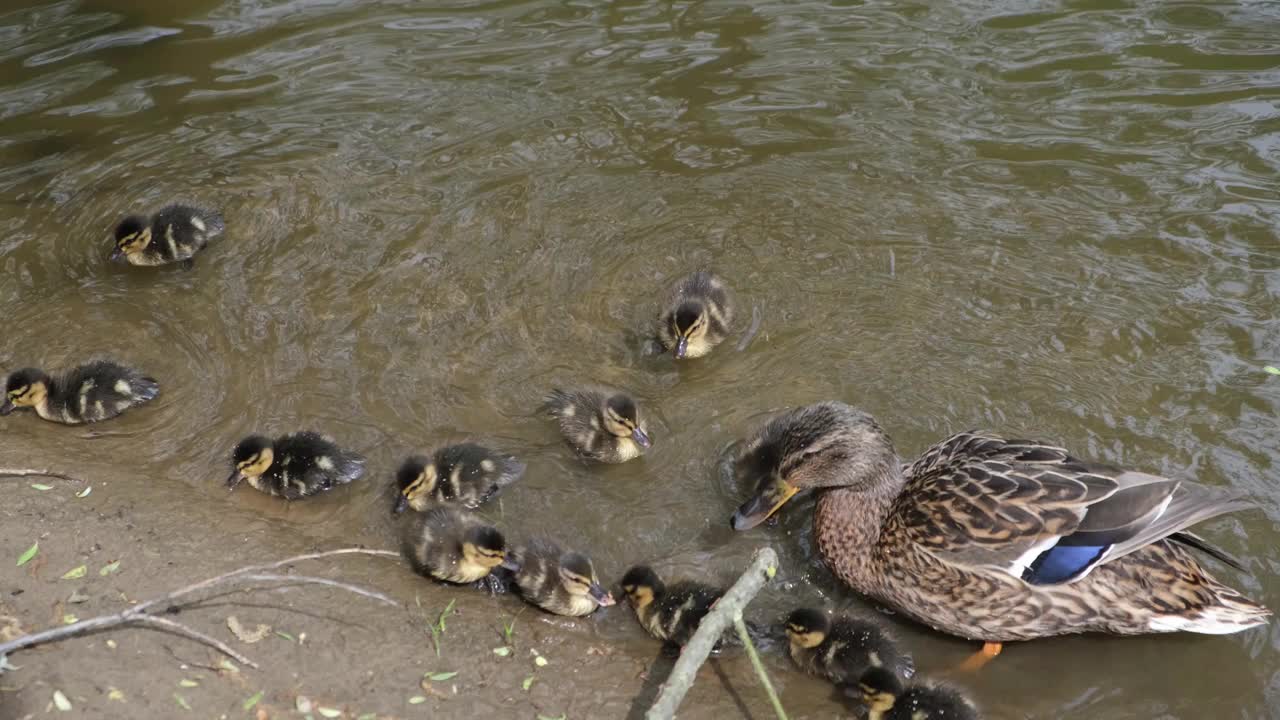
[{"left": 954, "top": 641, "right": 1002, "bottom": 673}]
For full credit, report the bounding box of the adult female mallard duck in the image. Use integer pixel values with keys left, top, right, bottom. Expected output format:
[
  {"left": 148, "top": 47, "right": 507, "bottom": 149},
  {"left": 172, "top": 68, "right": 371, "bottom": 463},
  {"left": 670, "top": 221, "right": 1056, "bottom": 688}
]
[
  {"left": 392, "top": 443, "right": 525, "bottom": 514},
  {"left": 655, "top": 271, "right": 733, "bottom": 359},
  {"left": 1, "top": 361, "right": 159, "bottom": 424},
  {"left": 731, "top": 402, "right": 1270, "bottom": 665},
  {"left": 110, "top": 204, "right": 224, "bottom": 268}
]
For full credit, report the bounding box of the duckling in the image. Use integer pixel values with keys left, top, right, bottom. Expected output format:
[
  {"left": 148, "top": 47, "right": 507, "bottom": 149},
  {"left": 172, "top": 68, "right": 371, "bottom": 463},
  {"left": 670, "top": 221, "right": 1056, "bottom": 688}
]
[
  {"left": 507, "top": 538, "right": 615, "bottom": 616},
  {"left": 784, "top": 608, "right": 912, "bottom": 687},
  {"left": 857, "top": 666, "right": 980, "bottom": 720},
  {"left": 620, "top": 565, "right": 726, "bottom": 656},
  {"left": 110, "top": 204, "right": 224, "bottom": 268},
  {"left": 544, "top": 387, "right": 651, "bottom": 463},
  {"left": 1, "top": 361, "right": 158, "bottom": 424},
  {"left": 393, "top": 443, "right": 526, "bottom": 514},
  {"left": 226, "top": 431, "right": 365, "bottom": 499},
  {"left": 656, "top": 271, "right": 734, "bottom": 359},
  {"left": 400, "top": 505, "right": 511, "bottom": 588}
]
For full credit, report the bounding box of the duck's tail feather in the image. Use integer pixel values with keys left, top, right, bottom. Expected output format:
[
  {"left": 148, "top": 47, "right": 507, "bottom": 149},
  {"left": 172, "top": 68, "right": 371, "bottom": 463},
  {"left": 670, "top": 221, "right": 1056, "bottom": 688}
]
[{"left": 1168, "top": 530, "right": 1246, "bottom": 572}]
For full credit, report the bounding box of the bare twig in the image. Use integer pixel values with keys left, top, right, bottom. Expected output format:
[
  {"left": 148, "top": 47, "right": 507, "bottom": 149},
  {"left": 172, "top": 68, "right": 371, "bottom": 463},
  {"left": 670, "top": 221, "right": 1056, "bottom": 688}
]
[
  {"left": 646, "top": 547, "right": 780, "bottom": 720},
  {"left": 236, "top": 574, "right": 398, "bottom": 606},
  {"left": 734, "top": 612, "right": 787, "bottom": 720},
  {"left": 0, "top": 468, "right": 86, "bottom": 483},
  {"left": 134, "top": 616, "right": 257, "bottom": 668},
  {"left": 131, "top": 548, "right": 400, "bottom": 615},
  {"left": 0, "top": 548, "right": 403, "bottom": 669}
]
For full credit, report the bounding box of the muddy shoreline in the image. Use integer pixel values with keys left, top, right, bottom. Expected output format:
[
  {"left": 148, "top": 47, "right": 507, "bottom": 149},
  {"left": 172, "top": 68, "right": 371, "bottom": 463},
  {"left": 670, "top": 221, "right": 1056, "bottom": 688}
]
[{"left": 0, "top": 450, "right": 837, "bottom": 720}]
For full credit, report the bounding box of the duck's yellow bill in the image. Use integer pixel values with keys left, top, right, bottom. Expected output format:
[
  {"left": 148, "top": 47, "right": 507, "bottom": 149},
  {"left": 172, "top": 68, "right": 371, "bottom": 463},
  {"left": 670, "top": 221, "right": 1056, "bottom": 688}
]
[{"left": 731, "top": 478, "right": 800, "bottom": 530}]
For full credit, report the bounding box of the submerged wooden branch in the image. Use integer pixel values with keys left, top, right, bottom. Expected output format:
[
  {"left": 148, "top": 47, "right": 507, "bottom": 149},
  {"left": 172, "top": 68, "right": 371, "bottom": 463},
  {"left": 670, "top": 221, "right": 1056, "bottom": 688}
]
[
  {"left": 0, "top": 548, "right": 403, "bottom": 670},
  {"left": 646, "top": 547, "right": 780, "bottom": 720}
]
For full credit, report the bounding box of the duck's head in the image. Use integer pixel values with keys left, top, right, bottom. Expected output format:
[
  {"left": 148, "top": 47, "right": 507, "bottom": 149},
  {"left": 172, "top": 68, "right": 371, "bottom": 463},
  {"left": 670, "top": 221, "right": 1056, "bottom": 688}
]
[
  {"left": 393, "top": 456, "right": 437, "bottom": 514},
  {"left": 619, "top": 565, "right": 664, "bottom": 611},
  {"left": 603, "top": 394, "right": 650, "bottom": 449},
  {"left": 228, "top": 435, "right": 274, "bottom": 491},
  {"left": 731, "top": 405, "right": 896, "bottom": 530},
  {"left": 110, "top": 216, "right": 151, "bottom": 263},
  {"left": 669, "top": 300, "right": 709, "bottom": 359},
  {"left": 783, "top": 607, "right": 830, "bottom": 650},
  {"left": 460, "top": 525, "right": 509, "bottom": 573},
  {"left": 857, "top": 666, "right": 903, "bottom": 716},
  {"left": 560, "top": 552, "right": 615, "bottom": 607},
  {"left": 1, "top": 368, "right": 50, "bottom": 415}
]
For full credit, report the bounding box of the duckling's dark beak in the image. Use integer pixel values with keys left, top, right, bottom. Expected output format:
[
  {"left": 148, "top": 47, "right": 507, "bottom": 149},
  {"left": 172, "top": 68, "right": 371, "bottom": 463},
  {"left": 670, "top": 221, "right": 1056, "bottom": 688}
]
[
  {"left": 674, "top": 337, "right": 688, "bottom": 359},
  {"left": 0, "top": 399, "right": 13, "bottom": 416},
  {"left": 392, "top": 494, "right": 409, "bottom": 515},
  {"left": 225, "top": 470, "right": 243, "bottom": 491},
  {"left": 632, "top": 427, "right": 652, "bottom": 449},
  {"left": 109, "top": 247, "right": 125, "bottom": 263},
  {"left": 589, "top": 583, "right": 616, "bottom": 607},
  {"left": 500, "top": 556, "right": 521, "bottom": 572},
  {"left": 731, "top": 478, "right": 800, "bottom": 531}
]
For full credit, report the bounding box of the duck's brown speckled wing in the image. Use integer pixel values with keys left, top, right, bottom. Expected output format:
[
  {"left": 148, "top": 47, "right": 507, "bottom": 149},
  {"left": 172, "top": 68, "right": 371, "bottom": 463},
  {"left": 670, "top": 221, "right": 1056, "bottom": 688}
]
[{"left": 887, "top": 431, "right": 1251, "bottom": 584}]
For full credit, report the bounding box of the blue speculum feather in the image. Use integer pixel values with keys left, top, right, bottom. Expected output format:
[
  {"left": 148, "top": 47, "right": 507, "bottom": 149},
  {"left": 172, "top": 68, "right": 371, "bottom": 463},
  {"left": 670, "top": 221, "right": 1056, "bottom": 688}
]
[{"left": 1022, "top": 544, "right": 1110, "bottom": 585}]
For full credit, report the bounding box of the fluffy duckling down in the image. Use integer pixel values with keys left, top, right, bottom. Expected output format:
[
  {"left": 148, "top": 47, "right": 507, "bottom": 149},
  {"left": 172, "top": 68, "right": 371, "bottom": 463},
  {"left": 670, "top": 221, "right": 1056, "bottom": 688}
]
[
  {"left": 401, "top": 506, "right": 511, "bottom": 587},
  {"left": 620, "top": 565, "right": 727, "bottom": 656},
  {"left": 111, "top": 204, "right": 224, "bottom": 268},
  {"left": 2, "top": 361, "right": 158, "bottom": 424},
  {"left": 393, "top": 443, "right": 525, "bottom": 513},
  {"left": 858, "top": 666, "right": 980, "bottom": 720},
  {"left": 508, "top": 538, "right": 614, "bottom": 617},
  {"left": 227, "top": 431, "right": 365, "bottom": 499},
  {"left": 656, "top": 271, "right": 734, "bottom": 359},
  {"left": 544, "top": 387, "right": 651, "bottom": 463},
  {"left": 784, "top": 608, "right": 912, "bottom": 686}
]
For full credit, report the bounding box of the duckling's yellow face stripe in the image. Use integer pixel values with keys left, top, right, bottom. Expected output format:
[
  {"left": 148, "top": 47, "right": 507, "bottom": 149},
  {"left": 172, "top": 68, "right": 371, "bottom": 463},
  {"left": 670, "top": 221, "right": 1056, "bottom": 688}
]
[
  {"left": 237, "top": 448, "right": 274, "bottom": 478},
  {"left": 561, "top": 570, "right": 593, "bottom": 595},
  {"left": 402, "top": 466, "right": 437, "bottom": 504},
  {"left": 6, "top": 382, "right": 46, "bottom": 408},
  {"left": 7, "top": 385, "right": 30, "bottom": 406},
  {"left": 623, "top": 584, "right": 654, "bottom": 609},
  {"left": 861, "top": 688, "right": 895, "bottom": 713},
  {"left": 677, "top": 313, "right": 707, "bottom": 339},
  {"left": 604, "top": 410, "right": 640, "bottom": 439},
  {"left": 461, "top": 542, "right": 506, "bottom": 569},
  {"left": 785, "top": 627, "right": 824, "bottom": 649},
  {"left": 117, "top": 228, "right": 152, "bottom": 255}
]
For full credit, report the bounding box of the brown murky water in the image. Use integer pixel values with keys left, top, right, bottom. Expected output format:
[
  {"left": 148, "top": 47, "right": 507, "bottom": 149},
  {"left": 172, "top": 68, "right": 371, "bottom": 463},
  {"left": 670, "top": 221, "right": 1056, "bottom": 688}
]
[{"left": 2, "top": 0, "right": 1279, "bottom": 718}]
